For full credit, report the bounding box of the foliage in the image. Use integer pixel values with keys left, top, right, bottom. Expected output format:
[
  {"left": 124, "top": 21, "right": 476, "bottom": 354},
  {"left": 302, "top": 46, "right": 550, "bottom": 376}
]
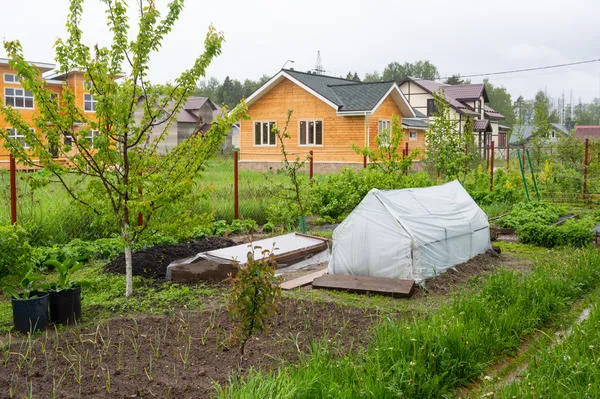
[
  {"left": 309, "top": 168, "right": 433, "bottom": 221},
  {"left": 484, "top": 79, "right": 515, "bottom": 127},
  {"left": 463, "top": 166, "right": 522, "bottom": 205},
  {"left": 517, "top": 217, "right": 595, "bottom": 248},
  {"left": 498, "top": 201, "right": 565, "bottom": 228},
  {"left": 0, "top": 0, "right": 246, "bottom": 296},
  {"left": 378, "top": 60, "right": 439, "bottom": 83},
  {"left": 537, "top": 161, "right": 583, "bottom": 194},
  {"left": 555, "top": 134, "right": 584, "bottom": 167},
  {"left": 425, "top": 91, "right": 473, "bottom": 180},
  {"left": 220, "top": 247, "right": 600, "bottom": 398},
  {"left": 195, "top": 75, "right": 271, "bottom": 109},
  {"left": 0, "top": 225, "right": 34, "bottom": 286},
  {"left": 43, "top": 255, "right": 81, "bottom": 290},
  {"left": 265, "top": 110, "right": 310, "bottom": 229},
  {"left": 228, "top": 246, "right": 281, "bottom": 354},
  {"left": 353, "top": 115, "right": 418, "bottom": 175}
]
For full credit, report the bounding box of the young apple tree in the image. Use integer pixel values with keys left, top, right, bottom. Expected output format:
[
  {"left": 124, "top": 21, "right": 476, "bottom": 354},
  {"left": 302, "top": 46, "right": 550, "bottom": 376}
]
[{"left": 0, "top": 0, "right": 245, "bottom": 296}]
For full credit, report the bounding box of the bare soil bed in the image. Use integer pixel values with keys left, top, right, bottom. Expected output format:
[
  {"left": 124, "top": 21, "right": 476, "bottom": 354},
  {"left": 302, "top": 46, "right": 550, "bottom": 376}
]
[
  {"left": 0, "top": 299, "right": 385, "bottom": 399},
  {"left": 103, "top": 237, "right": 236, "bottom": 279}
]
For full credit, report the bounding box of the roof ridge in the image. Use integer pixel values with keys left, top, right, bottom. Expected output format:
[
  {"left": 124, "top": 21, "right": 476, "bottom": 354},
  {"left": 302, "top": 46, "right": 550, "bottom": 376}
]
[
  {"left": 328, "top": 80, "right": 395, "bottom": 87},
  {"left": 282, "top": 68, "right": 355, "bottom": 83}
]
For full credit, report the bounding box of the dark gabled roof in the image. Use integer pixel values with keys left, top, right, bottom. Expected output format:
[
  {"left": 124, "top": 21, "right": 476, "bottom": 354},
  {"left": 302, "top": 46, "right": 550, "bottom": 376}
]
[
  {"left": 402, "top": 118, "right": 429, "bottom": 128},
  {"left": 283, "top": 69, "right": 359, "bottom": 106},
  {"left": 509, "top": 124, "right": 570, "bottom": 144},
  {"left": 283, "top": 69, "right": 399, "bottom": 112},
  {"left": 328, "top": 81, "right": 394, "bottom": 112}
]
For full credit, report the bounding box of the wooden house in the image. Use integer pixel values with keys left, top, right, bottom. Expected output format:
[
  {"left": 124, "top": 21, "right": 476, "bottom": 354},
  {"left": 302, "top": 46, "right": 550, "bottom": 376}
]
[{"left": 240, "top": 69, "right": 427, "bottom": 172}]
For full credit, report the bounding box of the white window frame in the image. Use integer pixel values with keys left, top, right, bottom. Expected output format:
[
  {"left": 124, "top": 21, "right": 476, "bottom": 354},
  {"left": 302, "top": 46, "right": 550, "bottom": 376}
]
[
  {"left": 3, "top": 73, "right": 19, "bottom": 83},
  {"left": 86, "top": 130, "right": 99, "bottom": 148},
  {"left": 253, "top": 121, "right": 276, "bottom": 146},
  {"left": 409, "top": 131, "right": 417, "bottom": 140},
  {"left": 6, "top": 127, "right": 33, "bottom": 149},
  {"left": 298, "top": 119, "right": 323, "bottom": 146},
  {"left": 83, "top": 81, "right": 93, "bottom": 90},
  {"left": 5, "top": 88, "right": 34, "bottom": 109},
  {"left": 64, "top": 134, "right": 73, "bottom": 147},
  {"left": 84, "top": 93, "right": 97, "bottom": 112},
  {"left": 378, "top": 120, "right": 391, "bottom": 146}
]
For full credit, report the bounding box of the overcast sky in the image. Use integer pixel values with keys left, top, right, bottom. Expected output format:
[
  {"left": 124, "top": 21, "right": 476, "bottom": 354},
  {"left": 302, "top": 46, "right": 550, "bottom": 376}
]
[{"left": 2, "top": 0, "right": 600, "bottom": 107}]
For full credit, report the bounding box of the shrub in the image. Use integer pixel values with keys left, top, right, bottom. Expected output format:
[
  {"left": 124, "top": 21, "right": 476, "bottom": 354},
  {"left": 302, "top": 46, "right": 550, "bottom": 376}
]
[
  {"left": 0, "top": 224, "right": 34, "bottom": 284},
  {"left": 498, "top": 201, "right": 565, "bottom": 228},
  {"left": 228, "top": 246, "right": 281, "bottom": 354},
  {"left": 517, "top": 218, "right": 594, "bottom": 248}
]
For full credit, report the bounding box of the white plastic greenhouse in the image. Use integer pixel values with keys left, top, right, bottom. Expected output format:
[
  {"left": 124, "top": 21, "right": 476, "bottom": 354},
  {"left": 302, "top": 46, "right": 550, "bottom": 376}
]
[{"left": 328, "top": 180, "right": 491, "bottom": 283}]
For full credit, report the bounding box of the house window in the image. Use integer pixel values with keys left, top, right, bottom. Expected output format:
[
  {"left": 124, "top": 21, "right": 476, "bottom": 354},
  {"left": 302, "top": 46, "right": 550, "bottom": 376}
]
[
  {"left": 299, "top": 120, "right": 323, "bottom": 145},
  {"left": 86, "top": 130, "right": 99, "bottom": 148},
  {"left": 4, "top": 73, "right": 19, "bottom": 83},
  {"left": 254, "top": 121, "right": 276, "bottom": 146},
  {"left": 5, "top": 88, "right": 34, "bottom": 109},
  {"left": 409, "top": 131, "right": 417, "bottom": 140},
  {"left": 551, "top": 130, "right": 556, "bottom": 138},
  {"left": 427, "top": 99, "right": 437, "bottom": 116},
  {"left": 6, "top": 128, "right": 32, "bottom": 148},
  {"left": 84, "top": 93, "right": 97, "bottom": 112},
  {"left": 377, "top": 120, "right": 391, "bottom": 146},
  {"left": 64, "top": 134, "right": 73, "bottom": 147}
]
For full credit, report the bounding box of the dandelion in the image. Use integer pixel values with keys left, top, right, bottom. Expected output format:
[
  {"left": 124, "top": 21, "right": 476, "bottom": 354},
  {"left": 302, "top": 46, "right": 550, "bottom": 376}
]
[
  {"left": 409, "top": 361, "right": 416, "bottom": 367},
  {"left": 483, "top": 375, "right": 492, "bottom": 381},
  {"left": 410, "top": 338, "right": 416, "bottom": 342},
  {"left": 564, "top": 355, "right": 571, "bottom": 361},
  {"left": 589, "top": 345, "right": 595, "bottom": 350}
]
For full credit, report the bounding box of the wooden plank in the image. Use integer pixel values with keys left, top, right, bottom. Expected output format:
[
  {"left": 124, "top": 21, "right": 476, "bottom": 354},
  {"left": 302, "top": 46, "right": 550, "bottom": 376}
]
[
  {"left": 280, "top": 268, "right": 327, "bottom": 290},
  {"left": 312, "top": 274, "right": 415, "bottom": 298}
]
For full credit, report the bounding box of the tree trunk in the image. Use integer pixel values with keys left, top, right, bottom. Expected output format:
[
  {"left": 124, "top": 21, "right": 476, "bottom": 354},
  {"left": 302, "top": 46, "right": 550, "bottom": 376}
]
[{"left": 125, "top": 244, "right": 133, "bottom": 297}]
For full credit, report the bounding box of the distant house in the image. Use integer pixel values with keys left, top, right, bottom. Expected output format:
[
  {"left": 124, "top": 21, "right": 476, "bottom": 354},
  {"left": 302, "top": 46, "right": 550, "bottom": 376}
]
[
  {"left": 574, "top": 125, "right": 600, "bottom": 142},
  {"left": 399, "top": 78, "right": 508, "bottom": 157},
  {"left": 240, "top": 69, "right": 425, "bottom": 172},
  {"left": 509, "top": 123, "right": 570, "bottom": 146},
  {"left": 141, "top": 96, "right": 219, "bottom": 154}
]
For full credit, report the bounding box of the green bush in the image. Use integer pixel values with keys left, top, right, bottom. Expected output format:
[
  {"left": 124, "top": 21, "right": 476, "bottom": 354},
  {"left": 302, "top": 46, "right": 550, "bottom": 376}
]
[
  {"left": 499, "top": 201, "right": 565, "bottom": 228},
  {"left": 308, "top": 168, "right": 433, "bottom": 222},
  {"left": 463, "top": 166, "right": 522, "bottom": 205},
  {"left": 517, "top": 218, "right": 594, "bottom": 248},
  {"left": 0, "top": 225, "right": 34, "bottom": 284}
]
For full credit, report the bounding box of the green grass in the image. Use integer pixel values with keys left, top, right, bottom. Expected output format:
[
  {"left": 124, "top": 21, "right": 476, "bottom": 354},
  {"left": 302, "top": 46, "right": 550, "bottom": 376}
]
[
  {"left": 492, "top": 292, "right": 600, "bottom": 398},
  {"left": 218, "top": 246, "right": 600, "bottom": 398}
]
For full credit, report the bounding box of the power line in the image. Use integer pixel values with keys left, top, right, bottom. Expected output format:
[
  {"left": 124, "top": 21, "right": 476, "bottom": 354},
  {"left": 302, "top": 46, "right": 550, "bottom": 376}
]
[{"left": 441, "top": 58, "right": 600, "bottom": 80}]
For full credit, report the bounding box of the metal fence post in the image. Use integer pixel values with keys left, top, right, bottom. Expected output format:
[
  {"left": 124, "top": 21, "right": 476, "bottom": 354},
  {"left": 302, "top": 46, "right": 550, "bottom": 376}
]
[
  {"left": 506, "top": 145, "right": 510, "bottom": 170},
  {"left": 363, "top": 155, "right": 367, "bottom": 169},
  {"left": 584, "top": 138, "right": 589, "bottom": 194},
  {"left": 234, "top": 150, "right": 239, "bottom": 219},
  {"left": 10, "top": 154, "right": 17, "bottom": 225},
  {"left": 490, "top": 141, "right": 494, "bottom": 192},
  {"left": 309, "top": 150, "right": 313, "bottom": 181}
]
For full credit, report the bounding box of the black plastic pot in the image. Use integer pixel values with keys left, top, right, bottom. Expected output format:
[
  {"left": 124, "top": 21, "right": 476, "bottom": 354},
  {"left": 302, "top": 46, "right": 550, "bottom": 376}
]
[
  {"left": 11, "top": 292, "right": 49, "bottom": 334},
  {"left": 49, "top": 286, "right": 81, "bottom": 325}
]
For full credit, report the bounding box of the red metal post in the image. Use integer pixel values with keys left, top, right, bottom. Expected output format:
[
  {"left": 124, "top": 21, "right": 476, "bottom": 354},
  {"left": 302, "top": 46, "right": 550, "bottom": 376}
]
[
  {"left": 584, "top": 138, "right": 589, "bottom": 194},
  {"left": 309, "top": 150, "right": 314, "bottom": 181},
  {"left": 506, "top": 144, "right": 510, "bottom": 170},
  {"left": 490, "top": 141, "right": 495, "bottom": 192},
  {"left": 363, "top": 155, "right": 367, "bottom": 169},
  {"left": 404, "top": 142, "right": 409, "bottom": 157},
  {"left": 234, "top": 150, "right": 239, "bottom": 219},
  {"left": 486, "top": 145, "right": 489, "bottom": 172},
  {"left": 9, "top": 154, "right": 17, "bottom": 225}
]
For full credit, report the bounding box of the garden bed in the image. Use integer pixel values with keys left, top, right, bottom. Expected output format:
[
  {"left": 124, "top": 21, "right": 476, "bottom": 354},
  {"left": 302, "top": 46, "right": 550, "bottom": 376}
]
[
  {"left": 0, "top": 298, "right": 386, "bottom": 398},
  {"left": 103, "top": 237, "right": 236, "bottom": 280}
]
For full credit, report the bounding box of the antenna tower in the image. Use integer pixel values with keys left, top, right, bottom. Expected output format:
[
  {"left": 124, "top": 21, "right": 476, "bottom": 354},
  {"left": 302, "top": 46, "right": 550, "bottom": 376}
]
[{"left": 314, "top": 50, "right": 325, "bottom": 75}]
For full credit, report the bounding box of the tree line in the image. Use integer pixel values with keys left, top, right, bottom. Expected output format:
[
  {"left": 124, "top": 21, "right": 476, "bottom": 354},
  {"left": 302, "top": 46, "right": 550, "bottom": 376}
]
[{"left": 195, "top": 60, "right": 600, "bottom": 129}]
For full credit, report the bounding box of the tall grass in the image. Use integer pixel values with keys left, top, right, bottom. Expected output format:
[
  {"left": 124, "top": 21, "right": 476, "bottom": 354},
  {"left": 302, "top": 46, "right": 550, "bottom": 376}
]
[
  {"left": 495, "top": 295, "right": 600, "bottom": 398},
  {"left": 0, "top": 158, "right": 293, "bottom": 245},
  {"left": 219, "top": 247, "right": 600, "bottom": 398}
]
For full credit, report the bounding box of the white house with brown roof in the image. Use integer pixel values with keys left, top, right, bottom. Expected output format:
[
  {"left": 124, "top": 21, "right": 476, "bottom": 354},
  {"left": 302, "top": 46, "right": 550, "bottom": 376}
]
[{"left": 399, "top": 78, "right": 508, "bottom": 158}]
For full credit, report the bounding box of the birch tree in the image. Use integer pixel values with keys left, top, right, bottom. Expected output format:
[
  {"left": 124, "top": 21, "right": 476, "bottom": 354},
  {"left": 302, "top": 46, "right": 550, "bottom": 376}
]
[{"left": 0, "top": 0, "right": 245, "bottom": 296}]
